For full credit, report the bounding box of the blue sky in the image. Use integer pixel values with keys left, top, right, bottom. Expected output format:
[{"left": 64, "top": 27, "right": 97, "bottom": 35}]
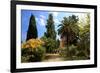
[{"left": 21, "top": 10, "right": 87, "bottom": 42}]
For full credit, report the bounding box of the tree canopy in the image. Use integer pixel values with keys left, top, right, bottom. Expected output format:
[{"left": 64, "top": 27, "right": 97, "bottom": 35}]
[{"left": 58, "top": 15, "right": 79, "bottom": 46}]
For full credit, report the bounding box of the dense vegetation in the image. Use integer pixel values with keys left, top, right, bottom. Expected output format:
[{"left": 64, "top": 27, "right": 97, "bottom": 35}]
[
  {"left": 59, "top": 14, "right": 90, "bottom": 60},
  {"left": 21, "top": 13, "right": 90, "bottom": 62},
  {"left": 42, "top": 14, "right": 59, "bottom": 53},
  {"left": 21, "top": 39, "right": 46, "bottom": 62}
]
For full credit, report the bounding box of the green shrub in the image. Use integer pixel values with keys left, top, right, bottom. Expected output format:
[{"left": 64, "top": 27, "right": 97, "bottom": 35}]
[
  {"left": 21, "top": 46, "right": 46, "bottom": 62},
  {"left": 68, "top": 45, "right": 78, "bottom": 58},
  {"left": 76, "top": 51, "right": 86, "bottom": 57},
  {"left": 59, "top": 47, "right": 66, "bottom": 58},
  {"left": 59, "top": 44, "right": 90, "bottom": 60},
  {"left": 32, "top": 46, "right": 46, "bottom": 62},
  {"left": 59, "top": 45, "right": 78, "bottom": 60},
  {"left": 41, "top": 37, "right": 58, "bottom": 53}
]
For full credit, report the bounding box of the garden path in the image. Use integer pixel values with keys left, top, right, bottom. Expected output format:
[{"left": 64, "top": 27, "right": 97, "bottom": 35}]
[{"left": 43, "top": 53, "right": 64, "bottom": 62}]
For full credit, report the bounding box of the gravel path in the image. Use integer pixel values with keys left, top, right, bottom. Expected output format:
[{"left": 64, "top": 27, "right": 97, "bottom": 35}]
[{"left": 43, "top": 54, "right": 64, "bottom": 62}]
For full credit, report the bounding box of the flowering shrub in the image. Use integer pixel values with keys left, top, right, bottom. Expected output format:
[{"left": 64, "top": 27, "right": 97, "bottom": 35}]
[
  {"left": 21, "top": 39, "right": 45, "bottom": 62},
  {"left": 21, "top": 39, "right": 44, "bottom": 49}
]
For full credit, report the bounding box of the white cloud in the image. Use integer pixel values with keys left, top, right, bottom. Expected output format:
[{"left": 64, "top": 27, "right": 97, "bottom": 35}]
[
  {"left": 40, "top": 15, "right": 46, "bottom": 19},
  {"left": 36, "top": 15, "right": 46, "bottom": 26},
  {"left": 40, "top": 18, "right": 45, "bottom": 26}
]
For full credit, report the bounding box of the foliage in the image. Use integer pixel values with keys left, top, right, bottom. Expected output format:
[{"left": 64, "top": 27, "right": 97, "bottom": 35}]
[
  {"left": 77, "top": 14, "right": 90, "bottom": 59},
  {"left": 60, "top": 45, "right": 77, "bottom": 60},
  {"left": 21, "top": 46, "right": 46, "bottom": 62},
  {"left": 41, "top": 37, "right": 58, "bottom": 53},
  {"left": 22, "top": 13, "right": 90, "bottom": 62},
  {"left": 21, "top": 39, "right": 44, "bottom": 49},
  {"left": 21, "top": 39, "right": 45, "bottom": 62},
  {"left": 60, "top": 44, "right": 89, "bottom": 60},
  {"left": 26, "top": 14, "right": 38, "bottom": 41},
  {"left": 45, "top": 14, "right": 56, "bottom": 40},
  {"left": 59, "top": 14, "right": 90, "bottom": 60},
  {"left": 58, "top": 15, "right": 79, "bottom": 46}
]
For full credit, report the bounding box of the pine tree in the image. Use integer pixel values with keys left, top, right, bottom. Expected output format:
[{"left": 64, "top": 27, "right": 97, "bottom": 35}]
[
  {"left": 26, "top": 14, "right": 38, "bottom": 41},
  {"left": 45, "top": 14, "right": 56, "bottom": 40}
]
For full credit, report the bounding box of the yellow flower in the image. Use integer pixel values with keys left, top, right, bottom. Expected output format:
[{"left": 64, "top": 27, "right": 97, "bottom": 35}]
[{"left": 21, "top": 39, "right": 44, "bottom": 49}]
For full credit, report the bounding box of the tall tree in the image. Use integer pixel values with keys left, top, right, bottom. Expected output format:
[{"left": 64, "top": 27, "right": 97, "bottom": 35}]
[
  {"left": 26, "top": 14, "right": 38, "bottom": 41},
  {"left": 45, "top": 14, "right": 56, "bottom": 40},
  {"left": 78, "top": 13, "right": 90, "bottom": 58},
  {"left": 58, "top": 15, "right": 79, "bottom": 46}
]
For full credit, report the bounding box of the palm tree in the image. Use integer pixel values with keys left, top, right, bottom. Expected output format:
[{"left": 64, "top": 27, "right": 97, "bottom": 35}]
[
  {"left": 58, "top": 15, "right": 79, "bottom": 47},
  {"left": 58, "top": 15, "right": 79, "bottom": 57}
]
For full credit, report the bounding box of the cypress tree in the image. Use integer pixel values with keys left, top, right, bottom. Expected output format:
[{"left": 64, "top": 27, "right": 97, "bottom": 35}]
[
  {"left": 26, "top": 14, "right": 38, "bottom": 41},
  {"left": 45, "top": 14, "right": 56, "bottom": 40}
]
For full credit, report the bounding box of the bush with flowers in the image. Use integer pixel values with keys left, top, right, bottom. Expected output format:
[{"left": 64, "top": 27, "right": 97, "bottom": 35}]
[
  {"left": 21, "top": 39, "right": 46, "bottom": 62},
  {"left": 21, "top": 39, "right": 44, "bottom": 49}
]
